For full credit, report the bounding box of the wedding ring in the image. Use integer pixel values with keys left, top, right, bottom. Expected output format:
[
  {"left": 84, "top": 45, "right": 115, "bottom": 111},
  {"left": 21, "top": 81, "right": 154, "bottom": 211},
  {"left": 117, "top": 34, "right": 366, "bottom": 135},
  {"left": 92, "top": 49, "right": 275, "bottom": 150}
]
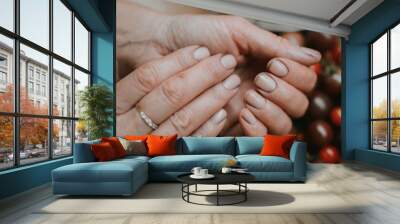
[{"left": 139, "top": 111, "right": 159, "bottom": 130}]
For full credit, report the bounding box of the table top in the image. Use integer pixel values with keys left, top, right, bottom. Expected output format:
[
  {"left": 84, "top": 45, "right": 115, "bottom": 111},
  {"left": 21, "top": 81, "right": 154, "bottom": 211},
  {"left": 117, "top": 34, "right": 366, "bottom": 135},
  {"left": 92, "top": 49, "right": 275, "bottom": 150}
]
[{"left": 177, "top": 172, "right": 255, "bottom": 185}]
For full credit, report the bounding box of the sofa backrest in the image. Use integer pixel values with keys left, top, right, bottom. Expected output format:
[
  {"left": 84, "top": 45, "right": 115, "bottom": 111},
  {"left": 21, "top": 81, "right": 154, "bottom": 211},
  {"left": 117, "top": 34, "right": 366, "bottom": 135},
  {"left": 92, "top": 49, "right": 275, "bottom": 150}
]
[
  {"left": 177, "top": 137, "right": 236, "bottom": 155},
  {"left": 235, "top": 137, "right": 264, "bottom": 155},
  {"left": 73, "top": 139, "right": 100, "bottom": 163}
]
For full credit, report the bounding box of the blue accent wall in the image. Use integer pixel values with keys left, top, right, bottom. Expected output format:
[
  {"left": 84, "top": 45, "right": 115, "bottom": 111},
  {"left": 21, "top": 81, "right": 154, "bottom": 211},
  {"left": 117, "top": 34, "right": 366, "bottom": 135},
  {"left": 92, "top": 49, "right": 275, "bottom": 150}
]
[
  {"left": 91, "top": 0, "right": 116, "bottom": 135},
  {"left": 0, "top": 158, "right": 72, "bottom": 199},
  {"left": 0, "top": 0, "right": 115, "bottom": 200},
  {"left": 343, "top": 0, "right": 400, "bottom": 170}
]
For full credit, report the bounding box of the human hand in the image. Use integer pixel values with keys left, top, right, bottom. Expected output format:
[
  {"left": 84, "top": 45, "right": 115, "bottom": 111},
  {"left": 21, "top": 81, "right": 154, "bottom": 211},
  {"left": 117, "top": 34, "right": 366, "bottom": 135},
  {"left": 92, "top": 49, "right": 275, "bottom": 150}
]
[
  {"left": 117, "top": 2, "right": 321, "bottom": 78},
  {"left": 239, "top": 57, "right": 318, "bottom": 136},
  {"left": 116, "top": 46, "right": 240, "bottom": 137},
  {"left": 117, "top": 2, "right": 321, "bottom": 137}
]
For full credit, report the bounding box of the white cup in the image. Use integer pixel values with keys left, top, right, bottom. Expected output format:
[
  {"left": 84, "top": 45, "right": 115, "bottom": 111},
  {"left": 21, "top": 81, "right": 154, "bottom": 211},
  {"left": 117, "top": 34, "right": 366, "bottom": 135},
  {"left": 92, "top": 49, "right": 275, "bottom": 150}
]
[
  {"left": 200, "top": 169, "right": 208, "bottom": 176},
  {"left": 191, "top": 167, "right": 202, "bottom": 176},
  {"left": 221, "top": 167, "right": 232, "bottom": 174}
]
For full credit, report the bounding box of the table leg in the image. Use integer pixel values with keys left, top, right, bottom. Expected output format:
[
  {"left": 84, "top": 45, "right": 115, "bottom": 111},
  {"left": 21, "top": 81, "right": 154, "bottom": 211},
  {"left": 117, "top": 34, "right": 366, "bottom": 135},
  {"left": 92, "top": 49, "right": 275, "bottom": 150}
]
[
  {"left": 245, "top": 183, "right": 247, "bottom": 201},
  {"left": 187, "top": 184, "right": 190, "bottom": 202},
  {"left": 195, "top": 184, "right": 197, "bottom": 192},
  {"left": 217, "top": 184, "right": 219, "bottom": 206}
]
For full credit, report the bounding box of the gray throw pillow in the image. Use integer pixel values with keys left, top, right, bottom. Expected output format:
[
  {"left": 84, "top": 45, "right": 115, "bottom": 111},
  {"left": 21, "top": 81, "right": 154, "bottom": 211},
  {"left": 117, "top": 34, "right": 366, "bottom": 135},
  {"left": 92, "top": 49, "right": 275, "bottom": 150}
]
[{"left": 119, "top": 138, "right": 147, "bottom": 156}]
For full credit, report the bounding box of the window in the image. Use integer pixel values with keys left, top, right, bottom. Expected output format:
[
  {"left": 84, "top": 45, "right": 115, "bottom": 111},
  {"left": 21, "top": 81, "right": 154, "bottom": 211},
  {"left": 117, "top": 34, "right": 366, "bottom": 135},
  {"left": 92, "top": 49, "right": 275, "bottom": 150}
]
[
  {"left": 35, "top": 83, "right": 40, "bottom": 95},
  {"left": 0, "top": 55, "right": 7, "bottom": 67},
  {"left": 42, "top": 85, "right": 46, "bottom": 97},
  {"left": 74, "top": 18, "right": 90, "bottom": 70},
  {"left": 28, "top": 67, "right": 34, "bottom": 80},
  {"left": 371, "top": 23, "right": 400, "bottom": 153},
  {"left": 52, "top": 119, "right": 72, "bottom": 158},
  {"left": 0, "top": 35, "right": 13, "bottom": 113},
  {"left": 0, "top": 0, "right": 14, "bottom": 32},
  {"left": 0, "top": 0, "right": 91, "bottom": 170},
  {"left": 53, "top": 0, "right": 72, "bottom": 60},
  {"left": 53, "top": 59, "right": 72, "bottom": 117},
  {"left": 28, "top": 81, "right": 33, "bottom": 94},
  {"left": 0, "top": 71, "right": 6, "bottom": 85},
  {"left": 35, "top": 70, "right": 40, "bottom": 81},
  {"left": 20, "top": 0, "right": 49, "bottom": 49}
]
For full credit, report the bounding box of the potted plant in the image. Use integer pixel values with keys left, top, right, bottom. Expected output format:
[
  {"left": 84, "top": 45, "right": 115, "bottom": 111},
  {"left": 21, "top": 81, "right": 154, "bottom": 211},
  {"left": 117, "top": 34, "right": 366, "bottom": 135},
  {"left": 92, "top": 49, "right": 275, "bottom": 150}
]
[{"left": 79, "top": 84, "right": 113, "bottom": 140}]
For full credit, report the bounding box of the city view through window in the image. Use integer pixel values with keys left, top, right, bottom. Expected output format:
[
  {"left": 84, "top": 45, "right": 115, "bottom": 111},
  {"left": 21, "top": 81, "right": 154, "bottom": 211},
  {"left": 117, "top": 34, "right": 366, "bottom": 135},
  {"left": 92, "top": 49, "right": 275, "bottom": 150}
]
[
  {"left": 0, "top": 0, "right": 91, "bottom": 170},
  {"left": 371, "top": 23, "right": 400, "bottom": 153}
]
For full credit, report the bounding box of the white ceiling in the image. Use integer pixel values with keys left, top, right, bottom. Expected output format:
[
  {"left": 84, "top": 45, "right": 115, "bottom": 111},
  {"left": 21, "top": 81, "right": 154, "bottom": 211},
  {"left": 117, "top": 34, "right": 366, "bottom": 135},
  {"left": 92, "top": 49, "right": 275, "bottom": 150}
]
[
  {"left": 227, "top": 0, "right": 352, "bottom": 22},
  {"left": 166, "top": 0, "right": 384, "bottom": 38}
]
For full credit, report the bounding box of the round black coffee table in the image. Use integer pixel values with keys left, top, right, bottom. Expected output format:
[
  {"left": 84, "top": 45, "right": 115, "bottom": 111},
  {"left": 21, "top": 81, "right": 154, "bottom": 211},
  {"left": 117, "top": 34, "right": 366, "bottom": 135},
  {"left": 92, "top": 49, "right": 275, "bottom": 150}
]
[{"left": 177, "top": 173, "right": 255, "bottom": 206}]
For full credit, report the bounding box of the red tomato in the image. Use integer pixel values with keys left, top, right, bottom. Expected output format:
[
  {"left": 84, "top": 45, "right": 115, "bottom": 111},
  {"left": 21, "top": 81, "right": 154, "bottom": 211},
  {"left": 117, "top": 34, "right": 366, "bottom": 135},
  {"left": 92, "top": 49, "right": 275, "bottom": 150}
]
[
  {"left": 330, "top": 107, "right": 341, "bottom": 126},
  {"left": 332, "top": 39, "right": 341, "bottom": 65},
  {"left": 319, "top": 145, "right": 340, "bottom": 163},
  {"left": 310, "top": 63, "right": 321, "bottom": 76}
]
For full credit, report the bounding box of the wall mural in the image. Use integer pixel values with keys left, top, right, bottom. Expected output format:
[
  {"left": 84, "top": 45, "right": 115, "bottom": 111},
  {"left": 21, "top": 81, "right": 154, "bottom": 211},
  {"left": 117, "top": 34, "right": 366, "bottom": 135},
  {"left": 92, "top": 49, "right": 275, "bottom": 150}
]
[{"left": 116, "top": 0, "right": 341, "bottom": 162}]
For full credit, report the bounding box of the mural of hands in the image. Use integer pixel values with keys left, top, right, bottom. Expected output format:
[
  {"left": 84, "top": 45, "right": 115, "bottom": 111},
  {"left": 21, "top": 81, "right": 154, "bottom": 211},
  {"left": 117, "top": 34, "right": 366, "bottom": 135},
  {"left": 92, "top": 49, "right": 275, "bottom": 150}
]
[
  {"left": 116, "top": 0, "right": 322, "bottom": 137},
  {"left": 117, "top": 46, "right": 240, "bottom": 137}
]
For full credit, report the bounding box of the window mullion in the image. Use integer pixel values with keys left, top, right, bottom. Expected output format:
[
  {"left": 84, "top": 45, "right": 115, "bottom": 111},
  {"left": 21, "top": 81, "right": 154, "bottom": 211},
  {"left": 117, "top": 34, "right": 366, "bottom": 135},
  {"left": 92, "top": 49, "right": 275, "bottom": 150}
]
[
  {"left": 13, "top": 0, "right": 20, "bottom": 167},
  {"left": 71, "top": 10, "right": 76, "bottom": 155},
  {"left": 370, "top": 45, "right": 373, "bottom": 149},
  {"left": 48, "top": 0, "right": 54, "bottom": 160},
  {"left": 388, "top": 30, "right": 391, "bottom": 152}
]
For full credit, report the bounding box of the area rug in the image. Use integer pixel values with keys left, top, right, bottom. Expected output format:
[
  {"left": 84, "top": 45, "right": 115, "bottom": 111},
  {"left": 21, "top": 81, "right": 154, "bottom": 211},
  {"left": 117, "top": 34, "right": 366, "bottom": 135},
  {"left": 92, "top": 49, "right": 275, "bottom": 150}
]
[{"left": 37, "top": 183, "right": 362, "bottom": 214}]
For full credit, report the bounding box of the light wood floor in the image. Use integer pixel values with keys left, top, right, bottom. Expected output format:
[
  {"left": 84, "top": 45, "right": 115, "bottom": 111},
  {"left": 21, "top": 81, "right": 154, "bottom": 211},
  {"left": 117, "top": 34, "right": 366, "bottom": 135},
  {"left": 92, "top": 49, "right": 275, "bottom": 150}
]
[{"left": 1, "top": 162, "right": 400, "bottom": 224}]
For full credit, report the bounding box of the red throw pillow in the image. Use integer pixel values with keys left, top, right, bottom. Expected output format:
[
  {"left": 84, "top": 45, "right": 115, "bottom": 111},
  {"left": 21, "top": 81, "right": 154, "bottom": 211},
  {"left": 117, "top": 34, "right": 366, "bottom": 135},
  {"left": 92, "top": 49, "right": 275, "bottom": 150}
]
[
  {"left": 259, "top": 134, "right": 297, "bottom": 159},
  {"left": 91, "top": 142, "right": 117, "bottom": 161},
  {"left": 146, "top": 134, "right": 177, "bottom": 157},
  {"left": 101, "top": 137, "right": 126, "bottom": 158}
]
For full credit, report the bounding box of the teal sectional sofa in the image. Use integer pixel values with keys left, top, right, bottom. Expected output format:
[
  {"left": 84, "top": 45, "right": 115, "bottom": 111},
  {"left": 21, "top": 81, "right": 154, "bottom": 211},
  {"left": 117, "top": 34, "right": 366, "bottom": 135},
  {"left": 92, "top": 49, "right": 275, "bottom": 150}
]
[{"left": 52, "top": 137, "right": 307, "bottom": 196}]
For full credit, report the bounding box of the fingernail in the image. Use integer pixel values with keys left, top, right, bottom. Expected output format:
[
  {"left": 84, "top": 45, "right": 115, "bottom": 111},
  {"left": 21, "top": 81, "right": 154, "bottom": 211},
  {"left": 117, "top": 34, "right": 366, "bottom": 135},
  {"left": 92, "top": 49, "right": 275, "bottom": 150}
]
[
  {"left": 223, "top": 74, "right": 241, "bottom": 90},
  {"left": 220, "top": 54, "right": 237, "bottom": 69},
  {"left": 211, "top": 109, "right": 227, "bottom": 124},
  {"left": 301, "top": 47, "right": 321, "bottom": 59},
  {"left": 267, "top": 59, "right": 288, "bottom": 77},
  {"left": 255, "top": 72, "right": 276, "bottom": 92},
  {"left": 241, "top": 108, "right": 256, "bottom": 125},
  {"left": 245, "top": 90, "right": 266, "bottom": 109},
  {"left": 193, "top": 47, "right": 210, "bottom": 60}
]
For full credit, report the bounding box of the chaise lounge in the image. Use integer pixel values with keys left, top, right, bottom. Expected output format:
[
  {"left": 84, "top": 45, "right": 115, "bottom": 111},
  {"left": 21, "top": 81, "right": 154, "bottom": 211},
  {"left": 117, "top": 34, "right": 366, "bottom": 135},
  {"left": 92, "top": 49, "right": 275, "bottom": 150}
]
[{"left": 52, "top": 137, "right": 307, "bottom": 196}]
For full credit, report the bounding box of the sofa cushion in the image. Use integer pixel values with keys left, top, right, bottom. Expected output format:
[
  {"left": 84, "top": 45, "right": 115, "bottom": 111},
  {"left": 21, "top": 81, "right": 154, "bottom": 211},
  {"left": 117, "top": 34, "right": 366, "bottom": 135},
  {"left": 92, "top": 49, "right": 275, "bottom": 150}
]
[
  {"left": 178, "top": 137, "right": 235, "bottom": 155},
  {"left": 149, "top": 154, "right": 235, "bottom": 172},
  {"left": 115, "top": 155, "right": 150, "bottom": 163},
  {"left": 236, "top": 155, "right": 293, "bottom": 172},
  {"left": 235, "top": 137, "right": 263, "bottom": 155},
  {"left": 53, "top": 158, "right": 147, "bottom": 183}
]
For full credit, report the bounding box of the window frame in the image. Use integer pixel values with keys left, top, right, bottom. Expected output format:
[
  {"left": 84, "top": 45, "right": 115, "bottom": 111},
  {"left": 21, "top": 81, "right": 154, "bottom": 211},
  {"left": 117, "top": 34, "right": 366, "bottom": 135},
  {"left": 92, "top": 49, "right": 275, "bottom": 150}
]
[
  {"left": 370, "top": 21, "right": 400, "bottom": 154},
  {"left": 0, "top": 0, "right": 92, "bottom": 171}
]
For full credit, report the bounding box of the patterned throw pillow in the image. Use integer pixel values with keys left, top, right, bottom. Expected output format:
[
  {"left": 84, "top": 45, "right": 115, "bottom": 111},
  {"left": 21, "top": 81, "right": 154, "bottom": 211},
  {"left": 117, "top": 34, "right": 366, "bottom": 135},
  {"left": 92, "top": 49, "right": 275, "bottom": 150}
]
[{"left": 119, "top": 138, "right": 147, "bottom": 156}]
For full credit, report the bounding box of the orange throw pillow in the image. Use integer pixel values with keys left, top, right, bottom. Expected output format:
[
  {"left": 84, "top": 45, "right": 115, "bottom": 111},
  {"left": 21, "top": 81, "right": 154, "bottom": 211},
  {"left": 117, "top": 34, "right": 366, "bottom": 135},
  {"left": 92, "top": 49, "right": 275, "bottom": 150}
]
[
  {"left": 91, "top": 142, "right": 117, "bottom": 161},
  {"left": 259, "top": 134, "right": 297, "bottom": 159},
  {"left": 101, "top": 137, "right": 126, "bottom": 158},
  {"left": 146, "top": 134, "right": 177, "bottom": 157},
  {"left": 125, "top": 135, "right": 148, "bottom": 141}
]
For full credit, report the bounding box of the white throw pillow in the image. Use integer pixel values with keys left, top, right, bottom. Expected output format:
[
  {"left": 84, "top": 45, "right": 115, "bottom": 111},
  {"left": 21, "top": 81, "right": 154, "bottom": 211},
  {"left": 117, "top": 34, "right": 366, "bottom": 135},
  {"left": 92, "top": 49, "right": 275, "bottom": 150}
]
[{"left": 119, "top": 138, "right": 147, "bottom": 156}]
